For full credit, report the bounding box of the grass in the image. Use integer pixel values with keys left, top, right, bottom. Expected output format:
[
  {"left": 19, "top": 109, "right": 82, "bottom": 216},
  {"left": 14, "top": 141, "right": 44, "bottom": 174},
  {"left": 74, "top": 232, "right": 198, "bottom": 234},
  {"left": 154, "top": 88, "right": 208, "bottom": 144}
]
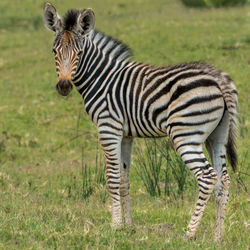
[{"left": 0, "top": 0, "right": 249, "bottom": 248}]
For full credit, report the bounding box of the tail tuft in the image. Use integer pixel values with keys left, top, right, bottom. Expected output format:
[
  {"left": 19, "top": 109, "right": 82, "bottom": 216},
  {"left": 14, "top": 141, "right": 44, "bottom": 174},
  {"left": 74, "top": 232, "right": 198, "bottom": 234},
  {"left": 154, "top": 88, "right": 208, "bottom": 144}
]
[{"left": 226, "top": 126, "right": 237, "bottom": 172}]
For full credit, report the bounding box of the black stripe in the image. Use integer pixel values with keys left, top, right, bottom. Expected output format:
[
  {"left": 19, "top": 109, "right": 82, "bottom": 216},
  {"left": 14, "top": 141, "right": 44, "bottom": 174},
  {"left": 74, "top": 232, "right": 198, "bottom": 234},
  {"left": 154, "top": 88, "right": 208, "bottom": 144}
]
[
  {"left": 189, "top": 166, "right": 203, "bottom": 171},
  {"left": 144, "top": 66, "right": 187, "bottom": 87},
  {"left": 101, "top": 142, "right": 117, "bottom": 147},
  {"left": 106, "top": 157, "right": 118, "bottom": 161},
  {"left": 153, "top": 79, "right": 221, "bottom": 124},
  {"left": 106, "top": 161, "right": 119, "bottom": 166},
  {"left": 164, "top": 118, "right": 217, "bottom": 134},
  {"left": 184, "top": 158, "right": 207, "bottom": 164},
  {"left": 172, "top": 130, "right": 204, "bottom": 141},
  {"left": 134, "top": 66, "right": 154, "bottom": 137},
  {"left": 99, "top": 123, "right": 122, "bottom": 131},
  {"left": 98, "top": 115, "right": 123, "bottom": 125},
  {"left": 176, "top": 142, "right": 200, "bottom": 151},
  {"left": 143, "top": 70, "right": 203, "bottom": 104},
  {"left": 90, "top": 61, "right": 126, "bottom": 119},
  {"left": 168, "top": 118, "right": 217, "bottom": 128},
  {"left": 198, "top": 179, "right": 214, "bottom": 185},
  {"left": 95, "top": 35, "right": 106, "bottom": 47},
  {"left": 75, "top": 43, "right": 99, "bottom": 85},
  {"left": 170, "top": 79, "right": 219, "bottom": 104},
  {"left": 122, "top": 64, "right": 139, "bottom": 136},
  {"left": 120, "top": 64, "right": 142, "bottom": 136},
  {"left": 88, "top": 64, "right": 124, "bottom": 120},
  {"left": 199, "top": 189, "right": 209, "bottom": 195},
  {"left": 109, "top": 196, "right": 120, "bottom": 202},
  {"left": 73, "top": 41, "right": 91, "bottom": 83},
  {"left": 181, "top": 106, "right": 223, "bottom": 117},
  {"left": 198, "top": 196, "right": 206, "bottom": 201},
  {"left": 167, "top": 94, "right": 223, "bottom": 121},
  {"left": 85, "top": 56, "right": 113, "bottom": 105},
  {"left": 107, "top": 181, "right": 120, "bottom": 185},
  {"left": 198, "top": 183, "right": 209, "bottom": 191},
  {"left": 100, "top": 137, "right": 119, "bottom": 141},
  {"left": 231, "top": 89, "right": 238, "bottom": 95},
  {"left": 106, "top": 170, "right": 119, "bottom": 175},
  {"left": 144, "top": 71, "right": 205, "bottom": 125},
  {"left": 106, "top": 166, "right": 119, "bottom": 171},
  {"left": 128, "top": 65, "right": 145, "bottom": 136}
]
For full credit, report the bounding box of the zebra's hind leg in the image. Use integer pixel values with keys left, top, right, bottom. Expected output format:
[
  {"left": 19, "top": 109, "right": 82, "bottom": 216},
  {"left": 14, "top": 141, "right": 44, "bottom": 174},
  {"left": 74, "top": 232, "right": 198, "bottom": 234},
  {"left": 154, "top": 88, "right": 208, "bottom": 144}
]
[
  {"left": 177, "top": 144, "right": 218, "bottom": 239},
  {"left": 206, "top": 112, "right": 230, "bottom": 242},
  {"left": 120, "top": 137, "right": 134, "bottom": 226}
]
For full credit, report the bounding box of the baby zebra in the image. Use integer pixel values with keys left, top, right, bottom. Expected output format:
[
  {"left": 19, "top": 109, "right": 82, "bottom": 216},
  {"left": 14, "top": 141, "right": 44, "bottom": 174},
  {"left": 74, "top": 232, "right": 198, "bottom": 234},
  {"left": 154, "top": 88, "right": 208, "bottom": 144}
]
[{"left": 43, "top": 3, "right": 238, "bottom": 241}]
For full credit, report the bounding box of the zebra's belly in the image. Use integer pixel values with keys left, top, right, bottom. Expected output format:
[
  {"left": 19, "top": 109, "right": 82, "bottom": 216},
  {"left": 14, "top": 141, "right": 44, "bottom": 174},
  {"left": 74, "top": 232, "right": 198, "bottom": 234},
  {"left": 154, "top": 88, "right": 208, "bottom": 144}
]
[{"left": 123, "top": 120, "right": 167, "bottom": 138}]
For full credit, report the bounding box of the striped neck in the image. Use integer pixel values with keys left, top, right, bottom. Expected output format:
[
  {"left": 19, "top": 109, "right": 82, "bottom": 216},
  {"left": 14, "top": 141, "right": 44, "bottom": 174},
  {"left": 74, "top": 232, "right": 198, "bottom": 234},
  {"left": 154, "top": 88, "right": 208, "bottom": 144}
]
[
  {"left": 72, "top": 30, "right": 132, "bottom": 92},
  {"left": 72, "top": 30, "right": 133, "bottom": 119}
]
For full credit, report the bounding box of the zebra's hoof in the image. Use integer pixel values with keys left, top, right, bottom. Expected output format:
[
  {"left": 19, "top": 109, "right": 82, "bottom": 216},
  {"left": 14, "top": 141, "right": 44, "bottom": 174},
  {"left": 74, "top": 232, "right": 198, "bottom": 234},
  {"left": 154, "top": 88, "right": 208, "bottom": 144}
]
[{"left": 185, "top": 231, "right": 196, "bottom": 240}]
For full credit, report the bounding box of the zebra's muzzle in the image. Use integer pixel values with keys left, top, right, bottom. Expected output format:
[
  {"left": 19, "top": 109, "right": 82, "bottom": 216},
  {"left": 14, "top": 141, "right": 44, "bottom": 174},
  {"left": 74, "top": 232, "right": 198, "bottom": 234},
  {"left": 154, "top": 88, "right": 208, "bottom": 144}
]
[{"left": 56, "top": 80, "right": 73, "bottom": 96}]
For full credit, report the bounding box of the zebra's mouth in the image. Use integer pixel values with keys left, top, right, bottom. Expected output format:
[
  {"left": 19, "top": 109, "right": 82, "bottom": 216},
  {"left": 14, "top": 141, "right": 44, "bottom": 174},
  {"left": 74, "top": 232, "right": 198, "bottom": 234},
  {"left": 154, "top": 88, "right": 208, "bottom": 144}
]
[{"left": 56, "top": 80, "right": 73, "bottom": 96}]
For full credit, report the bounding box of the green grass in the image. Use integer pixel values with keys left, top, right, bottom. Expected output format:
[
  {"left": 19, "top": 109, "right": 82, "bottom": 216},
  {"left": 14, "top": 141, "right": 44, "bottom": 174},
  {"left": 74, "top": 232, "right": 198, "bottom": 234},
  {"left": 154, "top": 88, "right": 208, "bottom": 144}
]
[{"left": 0, "top": 0, "right": 249, "bottom": 248}]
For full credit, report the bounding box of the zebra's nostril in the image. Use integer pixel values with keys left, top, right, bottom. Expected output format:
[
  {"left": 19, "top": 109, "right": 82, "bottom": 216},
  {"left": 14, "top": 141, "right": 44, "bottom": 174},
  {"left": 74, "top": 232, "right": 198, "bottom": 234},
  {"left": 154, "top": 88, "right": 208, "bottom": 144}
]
[{"left": 56, "top": 80, "right": 73, "bottom": 96}]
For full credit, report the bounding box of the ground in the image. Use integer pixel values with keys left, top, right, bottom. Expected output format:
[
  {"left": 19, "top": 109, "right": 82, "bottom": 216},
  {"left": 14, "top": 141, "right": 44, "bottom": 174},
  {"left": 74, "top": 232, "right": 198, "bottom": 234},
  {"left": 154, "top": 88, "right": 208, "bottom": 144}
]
[{"left": 0, "top": 0, "right": 249, "bottom": 249}]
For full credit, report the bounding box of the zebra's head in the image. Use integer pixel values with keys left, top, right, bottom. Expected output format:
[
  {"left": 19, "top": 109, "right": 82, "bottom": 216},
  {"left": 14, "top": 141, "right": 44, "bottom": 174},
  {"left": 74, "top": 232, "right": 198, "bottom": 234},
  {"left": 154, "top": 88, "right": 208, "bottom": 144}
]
[{"left": 43, "top": 3, "right": 95, "bottom": 96}]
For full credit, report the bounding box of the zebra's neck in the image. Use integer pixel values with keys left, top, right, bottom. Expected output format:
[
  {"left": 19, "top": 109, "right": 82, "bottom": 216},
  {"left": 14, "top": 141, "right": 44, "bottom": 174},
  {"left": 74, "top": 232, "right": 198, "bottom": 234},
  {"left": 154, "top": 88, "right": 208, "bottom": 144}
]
[{"left": 72, "top": 30, "right": 133, "bottom": 120}]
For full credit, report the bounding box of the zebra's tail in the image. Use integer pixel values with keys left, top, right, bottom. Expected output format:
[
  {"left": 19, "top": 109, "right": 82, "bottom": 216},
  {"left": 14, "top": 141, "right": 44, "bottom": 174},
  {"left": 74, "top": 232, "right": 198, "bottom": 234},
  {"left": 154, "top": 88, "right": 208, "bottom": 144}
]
[{"left": 220, "top": 73, "right": 238, "bottom": 172}]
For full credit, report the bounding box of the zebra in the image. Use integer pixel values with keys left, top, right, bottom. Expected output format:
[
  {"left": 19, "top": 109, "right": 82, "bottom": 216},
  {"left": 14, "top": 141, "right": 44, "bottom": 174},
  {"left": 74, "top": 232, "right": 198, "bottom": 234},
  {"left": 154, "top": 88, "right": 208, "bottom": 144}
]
[{"left": 43, "top": 3, "right": 238, "bottom": 241}]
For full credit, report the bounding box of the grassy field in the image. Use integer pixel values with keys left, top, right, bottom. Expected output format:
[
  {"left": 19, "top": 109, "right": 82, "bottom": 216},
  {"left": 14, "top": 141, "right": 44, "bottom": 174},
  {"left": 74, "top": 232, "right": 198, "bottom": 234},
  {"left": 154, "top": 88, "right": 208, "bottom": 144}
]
[{"left": 0, "top": 0, "right": 249, "bottom": 249}]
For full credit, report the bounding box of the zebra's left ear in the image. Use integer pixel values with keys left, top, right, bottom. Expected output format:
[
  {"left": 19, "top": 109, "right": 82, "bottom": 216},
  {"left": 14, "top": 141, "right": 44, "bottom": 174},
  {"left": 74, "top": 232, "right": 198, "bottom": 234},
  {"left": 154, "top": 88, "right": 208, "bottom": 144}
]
[
  {"left": 77, "top": 9, "right": 95, "bottom": 35},
  {"left": 43, "top": 2, "right": 62, "bottom": 32}
]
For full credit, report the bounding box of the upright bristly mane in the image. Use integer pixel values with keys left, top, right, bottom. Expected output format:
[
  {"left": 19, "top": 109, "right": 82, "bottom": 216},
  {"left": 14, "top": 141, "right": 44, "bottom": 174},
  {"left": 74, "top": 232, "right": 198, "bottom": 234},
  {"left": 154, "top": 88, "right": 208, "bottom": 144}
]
[
  {"left": 89, "top": 30, "right": 133, "bottom": 62},
  {"left": 62, "top": 9, "right": 133, "bottom": 62},
  {"left": 63, "top": 9, "right": 80, "bottom": 31}
]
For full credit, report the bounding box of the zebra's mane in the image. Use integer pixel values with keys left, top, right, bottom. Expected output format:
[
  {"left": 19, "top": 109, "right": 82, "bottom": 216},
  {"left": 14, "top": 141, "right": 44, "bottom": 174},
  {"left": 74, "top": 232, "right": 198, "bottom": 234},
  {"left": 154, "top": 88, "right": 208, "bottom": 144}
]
[
  {"left": 63, "top": 9, "right": 80, "bottom": 31},
  {"left": 88, "top": 30, "right": 133, "bottom": 62}
]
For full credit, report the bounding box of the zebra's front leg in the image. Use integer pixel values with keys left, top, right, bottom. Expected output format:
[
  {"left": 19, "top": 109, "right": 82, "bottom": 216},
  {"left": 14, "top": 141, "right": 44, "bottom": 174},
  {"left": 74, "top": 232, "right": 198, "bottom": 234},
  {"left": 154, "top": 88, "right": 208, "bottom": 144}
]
[
  {"left": 98, "top": 124, "right": 123, "bottom": 227},
  {"left": 120, "top": 137, "right": 134, "bottom": 226}
]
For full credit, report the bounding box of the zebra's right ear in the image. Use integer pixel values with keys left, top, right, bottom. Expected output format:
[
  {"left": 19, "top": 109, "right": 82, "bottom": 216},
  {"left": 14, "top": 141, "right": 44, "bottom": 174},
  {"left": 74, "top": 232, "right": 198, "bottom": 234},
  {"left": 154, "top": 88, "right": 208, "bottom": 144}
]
[
  {"left": 43, "top": 2, "right": 61, "bottom": 32},
  {"left": 77, "top": 8, "right": 95, "bottom": 36}
]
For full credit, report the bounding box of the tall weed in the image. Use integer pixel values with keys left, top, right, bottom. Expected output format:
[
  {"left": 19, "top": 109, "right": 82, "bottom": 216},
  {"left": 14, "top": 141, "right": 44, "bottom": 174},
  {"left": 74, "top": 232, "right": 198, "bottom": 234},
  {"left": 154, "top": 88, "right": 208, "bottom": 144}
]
[
  {"left": 135, "top": 139, "right": 163, "bottom": 196},
  {"left": 135, "top": 139, "right": 196, "bottom": 199},
  {"left": 159, "top": 140, "right": 189, "bottom": 199},
  {"left": 80, "top": 146, "right": 108, "bottom": 201},
  {"left": 81, "top": 147, "right": 93, "bottom": 200}
]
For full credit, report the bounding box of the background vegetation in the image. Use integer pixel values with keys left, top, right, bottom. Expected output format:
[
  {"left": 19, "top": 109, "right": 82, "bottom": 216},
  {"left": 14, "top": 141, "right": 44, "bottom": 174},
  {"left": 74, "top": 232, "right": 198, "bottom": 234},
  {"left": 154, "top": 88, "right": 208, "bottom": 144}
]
[
  {"left": 0, "top": 0, "right": 249, "bottom": 249},
  {"left": 181, "top": 0, "right": 250, "bottom": 8}
]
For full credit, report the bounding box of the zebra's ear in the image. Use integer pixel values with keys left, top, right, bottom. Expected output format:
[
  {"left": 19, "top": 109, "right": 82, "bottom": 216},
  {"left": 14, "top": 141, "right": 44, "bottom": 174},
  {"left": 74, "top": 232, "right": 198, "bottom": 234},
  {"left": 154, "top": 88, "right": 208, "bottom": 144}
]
[
  {"left": 77, "top": 8, "right": 95, "bottom": 35},
  {"left": 43, "top": 2, "right": 62, "bottom": 32}
]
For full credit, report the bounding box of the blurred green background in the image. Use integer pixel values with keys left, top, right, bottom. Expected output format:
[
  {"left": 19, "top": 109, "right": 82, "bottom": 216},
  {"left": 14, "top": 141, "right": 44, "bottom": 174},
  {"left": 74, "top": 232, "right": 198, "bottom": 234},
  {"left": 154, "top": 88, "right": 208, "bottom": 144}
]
[{"left": 0, "top": 0, "right": 249, "bottom": 248}]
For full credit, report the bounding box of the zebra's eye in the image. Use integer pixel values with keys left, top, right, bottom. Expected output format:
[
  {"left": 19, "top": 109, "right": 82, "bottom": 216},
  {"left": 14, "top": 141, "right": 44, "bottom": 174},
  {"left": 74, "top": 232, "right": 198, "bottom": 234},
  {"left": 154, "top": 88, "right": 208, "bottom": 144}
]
[
  {"left": 77, "top": 50, "right": 83, "bottom": 57},
  {"left": 52, "top": 48, "right": 57, "bottom": 55}
]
